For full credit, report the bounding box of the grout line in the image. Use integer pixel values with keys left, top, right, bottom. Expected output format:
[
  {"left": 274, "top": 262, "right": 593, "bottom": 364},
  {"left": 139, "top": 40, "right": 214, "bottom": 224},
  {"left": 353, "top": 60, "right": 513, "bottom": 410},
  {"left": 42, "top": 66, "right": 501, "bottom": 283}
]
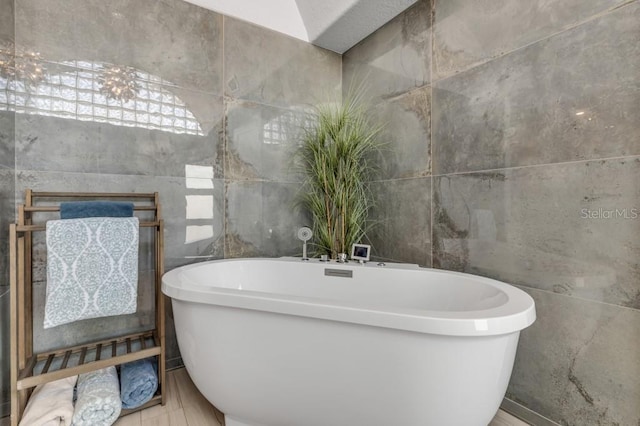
[
  {"left": 501, "top": 398, "right": 560, "bottom": 426},
  {"left": 369, "top": 150, "right": 640, "bottom": 184},
  {"left": 429, "top": 0, "right": 435, "bottom": 269},
  {"left": 514, "top": 283, "right": 640, "bottom": 313},
  {"left": 429, "top": 174, "right": 433, "bottom": 267},
  {"left": 370, "top": 174, "right": 431, "bottom": 184},
  {"left": 431, "top": 0, "right": 638, "bottom": 85},
  {"left": 431, "top": 154, "right": 640, "bottom": 179},
  {"left": 221, "top": 15, "right": 228, "bottom": 260}
]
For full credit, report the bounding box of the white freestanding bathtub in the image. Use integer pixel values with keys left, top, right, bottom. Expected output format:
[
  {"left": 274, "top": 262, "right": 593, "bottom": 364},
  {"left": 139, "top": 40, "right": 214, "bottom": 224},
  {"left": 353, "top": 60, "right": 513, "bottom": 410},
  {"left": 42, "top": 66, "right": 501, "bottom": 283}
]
[{"left": 162, "top": 258, "right": 535, "bottom": 426}]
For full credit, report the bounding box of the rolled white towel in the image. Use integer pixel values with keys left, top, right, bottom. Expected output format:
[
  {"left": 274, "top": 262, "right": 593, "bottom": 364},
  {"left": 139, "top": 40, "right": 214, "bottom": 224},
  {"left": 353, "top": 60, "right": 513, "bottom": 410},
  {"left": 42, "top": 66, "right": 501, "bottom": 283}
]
[
  {"left": 72, "top": 366, "right": 122, "bottom": 426},
  {"left": 19, "top": 375, "right": 77, "bottom": 426}
]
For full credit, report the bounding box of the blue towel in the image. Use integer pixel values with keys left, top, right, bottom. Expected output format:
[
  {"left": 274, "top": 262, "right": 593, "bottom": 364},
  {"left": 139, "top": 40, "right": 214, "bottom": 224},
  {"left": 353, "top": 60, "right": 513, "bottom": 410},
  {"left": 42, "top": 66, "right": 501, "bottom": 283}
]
[
  {"left": 120, "top": 359, "right": 158, "bottom": 409},
  {"left": 60, "top": 201, "right": 134, "bottom": 219}
]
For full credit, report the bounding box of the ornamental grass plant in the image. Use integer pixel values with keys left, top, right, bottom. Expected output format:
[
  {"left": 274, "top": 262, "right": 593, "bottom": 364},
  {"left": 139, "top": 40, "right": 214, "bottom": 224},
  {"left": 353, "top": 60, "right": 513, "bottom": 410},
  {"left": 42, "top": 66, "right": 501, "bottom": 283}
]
[{"left": 297, "top": 91, "right": 383, "bottom": 259}]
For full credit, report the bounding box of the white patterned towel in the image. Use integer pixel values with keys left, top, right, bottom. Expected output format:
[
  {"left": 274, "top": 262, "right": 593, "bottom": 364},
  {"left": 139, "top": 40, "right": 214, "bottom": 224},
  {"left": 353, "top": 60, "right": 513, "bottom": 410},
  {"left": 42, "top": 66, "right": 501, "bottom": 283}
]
[
  {"left": 72, "top": 366, "right": 121, "bottom": 426},
  {"left": 44, "top": 217, "right": 139, "bottom": 329},
  {"left": 19, "top": 375, "right": 77, "bottom": 426}
]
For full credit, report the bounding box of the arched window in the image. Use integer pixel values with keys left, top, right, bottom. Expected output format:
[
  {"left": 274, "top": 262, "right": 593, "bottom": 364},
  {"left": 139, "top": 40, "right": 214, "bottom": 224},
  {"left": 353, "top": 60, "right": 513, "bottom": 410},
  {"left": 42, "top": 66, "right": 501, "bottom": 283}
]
[{"left": 1, "top": 58, "right": 204, "bottom": 136}]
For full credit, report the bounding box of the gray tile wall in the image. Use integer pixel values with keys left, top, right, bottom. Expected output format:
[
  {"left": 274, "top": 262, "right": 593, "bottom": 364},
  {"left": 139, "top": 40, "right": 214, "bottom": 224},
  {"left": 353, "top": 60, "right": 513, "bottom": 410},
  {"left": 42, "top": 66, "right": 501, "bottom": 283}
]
[
  {"left": 223, "top": 16, "right": 340, "bottom": 257},
  {"left": 0, "top": 0, "right": 341, "bottom": 416},
  {"left": 345, "top": 0, "right": 640, "bottom": 424},
  {"left": 343, "top": 0, "right": 434, "bottom": 267},
  {"left": 0, "top": 0, "right": 14, "bottom": 414}
]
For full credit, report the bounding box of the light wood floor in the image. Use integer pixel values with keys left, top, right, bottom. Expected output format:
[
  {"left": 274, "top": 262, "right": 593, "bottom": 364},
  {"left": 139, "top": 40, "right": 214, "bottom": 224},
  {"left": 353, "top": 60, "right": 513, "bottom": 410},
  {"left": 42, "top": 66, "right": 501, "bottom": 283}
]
[
  {"left": 116, "top": 368, "right": 529, "bottom": 426},
  {"left": 114, "top": 368, "right": 224, "bottom": 426},
  {"left": 2, "top": 368, "right": 530, "bottom": 426}
]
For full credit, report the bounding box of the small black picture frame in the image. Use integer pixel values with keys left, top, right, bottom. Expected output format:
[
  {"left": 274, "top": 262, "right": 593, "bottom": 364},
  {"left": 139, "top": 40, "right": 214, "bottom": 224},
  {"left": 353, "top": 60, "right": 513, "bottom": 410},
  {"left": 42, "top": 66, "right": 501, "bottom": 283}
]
[{"left": 351, "top": 243, "right": 371, "bottom": 262}]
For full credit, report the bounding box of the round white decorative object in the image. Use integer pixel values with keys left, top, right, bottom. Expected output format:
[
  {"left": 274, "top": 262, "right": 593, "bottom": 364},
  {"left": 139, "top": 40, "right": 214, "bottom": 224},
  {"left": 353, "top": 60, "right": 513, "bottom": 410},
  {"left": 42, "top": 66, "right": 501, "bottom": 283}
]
[{"left": 297, "top": 227, "right": 313, "bottom": 241}]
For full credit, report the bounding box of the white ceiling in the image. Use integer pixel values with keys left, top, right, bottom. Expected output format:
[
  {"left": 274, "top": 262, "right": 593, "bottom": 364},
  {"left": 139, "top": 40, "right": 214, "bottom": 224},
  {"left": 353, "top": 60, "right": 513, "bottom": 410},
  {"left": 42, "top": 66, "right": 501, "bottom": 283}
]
[{"left": 182, "top": 0, "right": 418, "bottom": 54}]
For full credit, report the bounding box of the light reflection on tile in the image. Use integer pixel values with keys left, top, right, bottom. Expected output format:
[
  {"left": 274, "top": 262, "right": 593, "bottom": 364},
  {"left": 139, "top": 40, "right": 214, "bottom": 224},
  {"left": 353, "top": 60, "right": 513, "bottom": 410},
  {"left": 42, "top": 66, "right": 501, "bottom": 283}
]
[
  {"left": 185, "top": 195, "right": 214, "bottom": 220},
  {"left": 15, "top": 91, "right": 223, "bottom": 178},
  {"left": 225, "top": 99, "right": 306, "bottom": 182}
]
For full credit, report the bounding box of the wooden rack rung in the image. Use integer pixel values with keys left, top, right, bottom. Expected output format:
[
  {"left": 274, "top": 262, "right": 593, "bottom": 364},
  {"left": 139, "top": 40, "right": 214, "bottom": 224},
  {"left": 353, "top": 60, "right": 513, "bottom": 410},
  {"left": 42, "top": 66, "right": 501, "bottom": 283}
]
[
  {"left": 23, "top": 205, "right": 157, "bottom": 212},
  {"left": 17, "top": 357, "right": 37, "bottom": 381},
  {"left": 29, "top": 331, "right": 156, "bottom": 361},
  {"left": 41, "top": 354, "right": 55, "bottom": 374},
  {"left": 30, "top": 192, "right": 157, "bottom": 198},
  {"left": 16, "top": 221, "right": 160, "bottom": 232},
  {"left": 61, "top": 350, "right": 71, "bottom": 369},
  {"left": 17, "top": 332, "right": 160, "bottom": 391}
]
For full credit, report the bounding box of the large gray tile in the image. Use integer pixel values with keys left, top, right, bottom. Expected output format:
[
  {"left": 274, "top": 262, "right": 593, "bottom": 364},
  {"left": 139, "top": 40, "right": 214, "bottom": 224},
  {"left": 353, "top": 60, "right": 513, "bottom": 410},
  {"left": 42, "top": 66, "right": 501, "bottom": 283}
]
[
  {"left": 15, "top": 90, "right": 223, "bottom": 177},
  {"left": 433, "top": 157, "right": 640, "bottom": 309},
  {"left": 225, "top": 99, "right": 305, "bottom": 182},
  {"left": 432, "top": 3, "right": 640, "bottom": 175},
  {"left": 433, "top": 0, "right": 629, "bottom": 80},
  {"left": 224, "top": 16, "right": 341, "bottom": 108},
  {"left": 343, "top": 0, "right": 431, "bottom": 100},
  {"left": 0, "top": 171, "right": 12, "bottom": 409},
  {"left": 0, "top": 111, "right": 13, "bottom": 169},
  {"left": 0, "top": 288, "right": 9, "bottom": 409},
  {"left": 369, "top": 177, "right": 431, "bottom": 266},
  {"left": 372, "top": 86, "right": 431, "bottom": 180},
  {"left": 0, "top": 169, "right": 15, "bottom": 288},
  {"left": 0, "top": 0, "right": 13, "bottom": 41},
  {"left": 507, "top": 287, "right": 640, "bottom": 425},
  {"left": 225, "top": 181, "right": 309, "bottom": 258},
  {"left": 164, "top": 296, "right": 180, "bottom": 368},
  {"left": 15, "top": 0, "right": 223, "bottom": 94}
]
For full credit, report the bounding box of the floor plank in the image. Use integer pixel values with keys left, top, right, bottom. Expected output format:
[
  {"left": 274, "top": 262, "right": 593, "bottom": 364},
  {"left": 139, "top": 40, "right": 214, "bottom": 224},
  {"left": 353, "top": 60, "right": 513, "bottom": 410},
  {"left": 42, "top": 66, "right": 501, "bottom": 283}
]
[
  {"left": 490, "top": 408, "right": 531, "bottom": 426},
  {"left": 115, "top": 412, "right": 142, "bottom": 426},
  {"left": 139, "top": 371, "right": 182, "bottom": 421},
  {"left": 11, "top": 368, "right": 531, "bottom": 426},
  {"left": 140, "top": 408, "right": 188, "bottom": 426},
  {"left": 172, "top": 368, "right": 213, "bottom": 411}
]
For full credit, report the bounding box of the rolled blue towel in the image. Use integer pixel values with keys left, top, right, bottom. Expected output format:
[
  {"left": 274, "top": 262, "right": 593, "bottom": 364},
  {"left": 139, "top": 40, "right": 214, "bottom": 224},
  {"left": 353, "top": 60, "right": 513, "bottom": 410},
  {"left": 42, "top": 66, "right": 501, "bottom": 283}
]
[
  {"left": 72, "top": 366, "right": 121, "bottom": 426},
  {"left": 120, "top": 359, "right": 158, "bottom": 409},
  {"left": 60, "top": 201, "right": 134, "bottom": 219}
]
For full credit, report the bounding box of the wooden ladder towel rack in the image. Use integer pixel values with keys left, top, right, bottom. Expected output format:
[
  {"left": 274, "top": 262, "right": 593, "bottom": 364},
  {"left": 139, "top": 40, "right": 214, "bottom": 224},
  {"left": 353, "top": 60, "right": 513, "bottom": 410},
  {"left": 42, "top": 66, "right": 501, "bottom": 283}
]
[{"left": 9, "top": 190, "right": 166, "bottom": 425}]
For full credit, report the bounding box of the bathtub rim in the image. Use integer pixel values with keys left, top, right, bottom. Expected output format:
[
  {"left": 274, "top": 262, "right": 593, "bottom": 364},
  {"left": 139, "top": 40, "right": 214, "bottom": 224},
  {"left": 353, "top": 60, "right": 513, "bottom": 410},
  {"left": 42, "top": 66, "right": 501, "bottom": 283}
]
[{"left": 162, "top": 257, "right": 536, "bottom": 337}]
